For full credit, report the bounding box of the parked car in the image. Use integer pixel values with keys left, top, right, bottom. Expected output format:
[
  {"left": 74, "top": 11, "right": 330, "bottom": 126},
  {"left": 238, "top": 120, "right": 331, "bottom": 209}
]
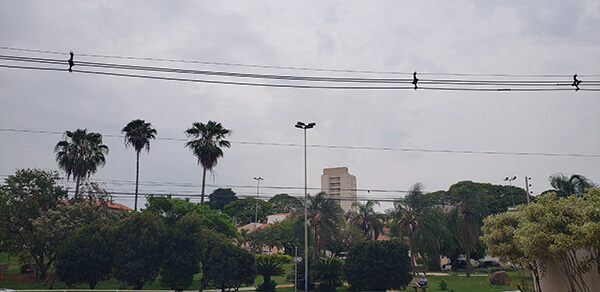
[
  {"left": 478, "top": 260, "right": 501, "bottom": 268},
  {"left": 442, "top": 259, "right": 470, "bottom": 270}
]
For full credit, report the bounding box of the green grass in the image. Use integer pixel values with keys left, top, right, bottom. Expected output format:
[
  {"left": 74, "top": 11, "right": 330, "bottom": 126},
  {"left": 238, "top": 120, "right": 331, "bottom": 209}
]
[{"left": 2, "top": 252, "right": 528, "bottom": 292}]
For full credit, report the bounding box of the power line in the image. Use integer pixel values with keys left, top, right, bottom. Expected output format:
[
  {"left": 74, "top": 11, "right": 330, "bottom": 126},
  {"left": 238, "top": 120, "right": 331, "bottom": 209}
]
[
  {"left": 1, "top": 127, "right": 599, "bottom": 158},
  {"left": 4, "top": 45, "right": 599, "bottom": 78},
  {"left": 1, "top": 53, "right": 599, "bottom": 91}
]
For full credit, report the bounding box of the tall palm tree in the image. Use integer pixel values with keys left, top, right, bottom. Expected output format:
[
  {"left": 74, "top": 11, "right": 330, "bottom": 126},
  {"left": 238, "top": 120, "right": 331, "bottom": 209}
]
[
  {"left": 549, "top": 173, "right": 597, "bottom": 197},
  {"left": 307, "top": 192, "right": 343, "bottom": 259},
  {"left": 122, "top": 119, "right": 157, "bottom": 211},
  {"left": 347, "top": 200, "right": 384, "bottom": 240},
  {"left": 185, "top": 121, "right": 231, "bottom": 205},
  {"left": 389, "top": 182, "right": 425, "bottom": 276},
  {"left": 54, "top": 129, "right": 109, "bottom": 199}
]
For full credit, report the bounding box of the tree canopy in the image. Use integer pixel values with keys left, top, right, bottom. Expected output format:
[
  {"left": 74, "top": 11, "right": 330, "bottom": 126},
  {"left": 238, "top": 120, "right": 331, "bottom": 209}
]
[
  {"left": 185, "top": 121, "right": 232, "bottom": 205},
  {"left": 54, "top": 129, "right": 109, "bottom": 198},
  {"left": 268, "top": 193, "right": 303, "bottom": 213},
  {"left": 208, "top": 188, "right": 238, "bottom": 211},
  {"left": 223, "top": 197, "right": 274, "bottom": 226}
]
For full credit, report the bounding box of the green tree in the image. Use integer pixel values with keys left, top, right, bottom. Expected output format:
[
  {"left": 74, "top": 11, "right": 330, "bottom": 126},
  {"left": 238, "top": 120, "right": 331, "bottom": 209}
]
[
  {"left": 250, "top": 217, "right": 303, "bottom": 256},
  {"left": 223, "top": 197, "right": 274, "bottom": 226},
  {"left": 203, "top": 242, "right": 256, "bottom": 292},
  {"left": 122, "top": 119, "right": 157, "bottom": 211},
  {"left": 54, "top": 129, "right": 109, "bottom": 199},
  {"left": 307, "top": 192, "right": 343, "bottom": 258},
  {"left": 326, "top": 222, "right": 368, "bottom": 257},
  {"left": 185, "top": 121, "right": 232, "bottom": 205},
  {"left": 144, "top": 195, "right": 241, "bottom": 240},
  {"left": 0, "top": 169, "right": 68, "bottom": 279},
  {"left": 32, "top": 200, "right": 116, "bottom": 283},
  {"left": 482, "top": 210, "right": 541, "bottom": 292},
  {"left": 515, "top": 191, "right": 598, "bottom": 292},
  {"left": 113, "top": 212, "right": 165, "bottom": 290},
  {"left": 446, "top": 181, "right": 489, "bottom": 277},
  {"left": 343, "top": 240, "right": 412, "bottom": 291},
  {"left": 347, "top": 200, "right": 384, "bottom": 240},
  {"left": 255, "top": 254, "right": 292, "bottom": 292},
  {"left": 549, "top": 173, "right": 597, "bottom": 197},
  {"left": 389, "top": 182, "right": 425, "bottom": 276},
  {"left": 160, "top": 213, "right": 205, "bottom": 291},
  {"left": 268, "top": 193, "right": 303, "bottom": 213},
  {"left": 311, "top": 256, "right": 344, "bottom": 292},
  {"left": 55, "top": 222, "right": 115, "bottom": 289},
  {"left": 416, "top": 205, "right": 451, "bottom": 271},
  {"left": 208, "top": 188, "right": 238, "bottom": 210}
]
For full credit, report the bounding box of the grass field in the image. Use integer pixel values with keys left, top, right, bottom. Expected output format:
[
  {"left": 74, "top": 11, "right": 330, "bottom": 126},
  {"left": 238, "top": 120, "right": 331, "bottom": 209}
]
[{"left": 1, "top": 253, "right": 528, "bottom": 292}]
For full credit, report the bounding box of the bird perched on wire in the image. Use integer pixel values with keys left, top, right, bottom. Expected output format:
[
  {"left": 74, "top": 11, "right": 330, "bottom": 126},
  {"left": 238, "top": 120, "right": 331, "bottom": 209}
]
[
  {"left": 571, "top": 74, "right": 581, "bottom": 91},
  {"left": 68, "top": 51, "right": 74, "bottom": 72},
  {"left": 412, "top": 71, "right": 419, "bottom": 90}
]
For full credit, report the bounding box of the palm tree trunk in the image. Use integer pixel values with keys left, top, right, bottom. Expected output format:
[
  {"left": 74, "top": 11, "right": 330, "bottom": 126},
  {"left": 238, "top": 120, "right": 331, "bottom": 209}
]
[
  {"left": 465, "top": 231, "right": 472, "bottom": 277},
  {"left": 135, "top": 151, "right": 140, "bottom": 212},
  {"left": 409, "top": 229, "right": 416, "bottom": 276},
  {"left": 201, "top": 167, "right": 207, "bottom": 205},
  {"left": 75, "top": 175, "right": 81, "bottom": 200},
  {"left": 313, "top": 226, "right": 319, "bottom": 259}
]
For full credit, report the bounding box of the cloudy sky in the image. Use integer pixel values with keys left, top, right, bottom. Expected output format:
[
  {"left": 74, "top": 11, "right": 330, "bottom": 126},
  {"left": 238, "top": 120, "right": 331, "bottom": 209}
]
[{"left": 1, "top": 0, "right": 599, "bottom": 211}]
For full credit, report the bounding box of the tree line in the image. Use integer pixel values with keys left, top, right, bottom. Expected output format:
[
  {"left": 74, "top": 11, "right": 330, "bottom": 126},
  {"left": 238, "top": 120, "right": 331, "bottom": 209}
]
[{"left": 2, "top": 117, "right": 598, "bottom": 291}]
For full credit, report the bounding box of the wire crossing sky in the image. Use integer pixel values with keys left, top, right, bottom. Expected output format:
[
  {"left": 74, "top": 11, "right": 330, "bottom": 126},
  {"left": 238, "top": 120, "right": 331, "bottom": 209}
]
[{"left": 1, "top": 49, "right": 599, "bottom": 91}]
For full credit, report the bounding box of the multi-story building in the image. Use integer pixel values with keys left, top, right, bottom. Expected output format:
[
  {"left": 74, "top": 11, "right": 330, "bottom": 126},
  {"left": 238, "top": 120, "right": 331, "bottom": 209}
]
[{"left": 320, "top": 167, "right": 357, "bottom": 213}]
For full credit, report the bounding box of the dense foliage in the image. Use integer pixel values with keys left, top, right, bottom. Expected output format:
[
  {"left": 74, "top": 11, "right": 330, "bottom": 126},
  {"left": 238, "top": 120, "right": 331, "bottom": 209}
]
[
  {"left": 344, "top": 240, "right": 412, "bottom": 291},
  {"left": 482, "top": 188, "right": 600, "bottom": 292}
]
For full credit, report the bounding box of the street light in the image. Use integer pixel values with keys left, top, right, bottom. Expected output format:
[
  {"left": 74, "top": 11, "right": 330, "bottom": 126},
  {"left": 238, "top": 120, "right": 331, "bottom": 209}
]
[
  {"left": 504, "top": 176, "right": 517, "bottom": 208},
  {"left": 254, "top": 177, "right": 263, "bottom": 231},
  {"left": 295, "top": 121, "right": 315, "bottom": 292}
]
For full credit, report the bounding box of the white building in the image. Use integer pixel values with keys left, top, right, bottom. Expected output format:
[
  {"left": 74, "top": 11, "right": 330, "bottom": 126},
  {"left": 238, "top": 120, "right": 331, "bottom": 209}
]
[{"left": 321, "top": 167, "right": 357, "bottom": 213}]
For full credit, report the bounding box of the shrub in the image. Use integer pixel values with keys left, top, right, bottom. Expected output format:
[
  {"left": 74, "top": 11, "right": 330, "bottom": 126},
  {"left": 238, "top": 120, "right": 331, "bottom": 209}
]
[{"left": 440, "top": 278, "right": 448, "bottom": 290}]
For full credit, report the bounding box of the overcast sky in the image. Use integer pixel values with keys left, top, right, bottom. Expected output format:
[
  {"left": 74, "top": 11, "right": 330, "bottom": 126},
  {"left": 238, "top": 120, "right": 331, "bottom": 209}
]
[{"left": 1, "top": 1, "right": 599, "bottom": 211}]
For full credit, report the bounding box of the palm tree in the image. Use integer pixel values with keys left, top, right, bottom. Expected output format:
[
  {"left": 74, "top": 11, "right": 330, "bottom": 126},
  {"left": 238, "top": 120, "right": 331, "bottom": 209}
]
[
  {"left": 185, "top": 121, "right": 232, "bottom": 205},
  {"left": 549, "top": 173, "right": 597, "bottom": 197},
  {"left": 54, "top": 129, "right": 109, "bottom": 199},
  {"left": 307, "top": 192, "right": 343, "bottom": 259},
  {"left": 389, "top": 182, "right": 425, "bottom": 276},
  {"left": 446, "top": 181, "right": 489, "bottom": 277},
  {"left": 347, "top": 200, "right": 384, "bottom": 240},
  {"left": 122, "top": 119, "right": 157, "bottom": 211}
]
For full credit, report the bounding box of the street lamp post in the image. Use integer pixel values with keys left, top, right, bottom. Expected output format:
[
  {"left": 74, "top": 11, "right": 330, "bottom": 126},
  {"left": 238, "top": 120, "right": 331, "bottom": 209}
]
[
  {"left": 254, "top": 177, "right": 263, "bottom": 231},
  {"left": 295, "top": 121, "right": 315, "bottom": 292},
  {"left": 504, "top": 176, "right": 517, "bottom": 207}
]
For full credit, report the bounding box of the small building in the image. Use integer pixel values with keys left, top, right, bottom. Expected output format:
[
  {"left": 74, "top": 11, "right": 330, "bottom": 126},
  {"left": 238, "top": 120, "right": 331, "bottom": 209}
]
[{"left": 267, "top": 213, "right": 291, "bottom": 224}]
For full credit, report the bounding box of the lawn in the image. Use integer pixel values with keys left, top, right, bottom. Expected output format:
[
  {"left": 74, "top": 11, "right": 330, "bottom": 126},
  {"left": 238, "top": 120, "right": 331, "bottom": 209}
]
[{"left": 1, "top": 252, "right": 527, "bottom": 292}]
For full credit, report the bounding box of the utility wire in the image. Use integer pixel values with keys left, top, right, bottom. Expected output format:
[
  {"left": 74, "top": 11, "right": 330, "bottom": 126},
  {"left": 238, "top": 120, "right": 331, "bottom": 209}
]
[
  {"left": 2, "top": 45, "right": 600, "bottom": 78},
  {"left": 1, "top": 127, "right": 599, "bottom": 158},
  {"left": 1, "top": 53, "right": 599, "bottom": 91}
]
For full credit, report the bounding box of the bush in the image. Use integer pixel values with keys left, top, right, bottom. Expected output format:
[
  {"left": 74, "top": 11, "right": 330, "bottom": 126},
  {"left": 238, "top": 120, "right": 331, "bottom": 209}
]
[{"left": 440, "top": 278, "right": 448, "bottom": 290}]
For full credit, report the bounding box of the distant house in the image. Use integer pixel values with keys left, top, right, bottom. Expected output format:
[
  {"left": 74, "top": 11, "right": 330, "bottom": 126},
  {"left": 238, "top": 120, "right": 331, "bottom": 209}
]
[
  {"left": 267, "top": 213, "right": 291, "bottom": 224},
  {"left": 61, "top": 199, "right": 134, "bottom": 212}
]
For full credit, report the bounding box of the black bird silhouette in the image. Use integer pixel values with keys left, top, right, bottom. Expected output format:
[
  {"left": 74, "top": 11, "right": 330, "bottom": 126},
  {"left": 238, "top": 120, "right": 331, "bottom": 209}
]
[
  {"left": 571, "top": 74, "right": 581, "bottom": 91},
  {"left": 412, "top": 71, "right": 419, "bottom": 90},
  {"left": 68, "top": 51, "right": 74, "bottom": 72}
]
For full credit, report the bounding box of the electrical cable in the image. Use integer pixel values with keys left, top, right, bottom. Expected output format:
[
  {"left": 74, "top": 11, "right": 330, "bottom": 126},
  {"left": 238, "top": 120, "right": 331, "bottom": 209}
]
[
  {"left": 1, "top": 127, "right": 599, "bottom": 158},
  {"left": 1, "top": 53, "right": 599, "bottom": 91}
]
